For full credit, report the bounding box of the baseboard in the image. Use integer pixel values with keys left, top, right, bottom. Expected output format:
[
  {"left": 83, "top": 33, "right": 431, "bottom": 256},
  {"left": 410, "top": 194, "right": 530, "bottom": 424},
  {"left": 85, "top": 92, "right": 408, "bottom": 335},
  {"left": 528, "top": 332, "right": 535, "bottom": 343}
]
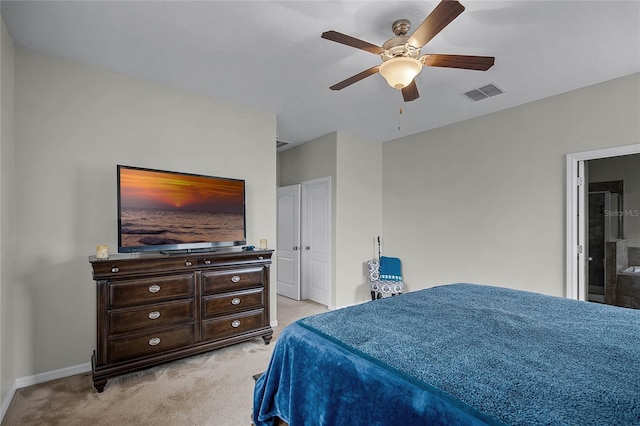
[
  {"left": 15, "top": 362, "right": 91, "bottom": 389},
  {"left": 1, "top": 362, "right": 91, "bottom": 423},
  {"left": 0, "top": 380, "right": 18, "bottom": 423}
]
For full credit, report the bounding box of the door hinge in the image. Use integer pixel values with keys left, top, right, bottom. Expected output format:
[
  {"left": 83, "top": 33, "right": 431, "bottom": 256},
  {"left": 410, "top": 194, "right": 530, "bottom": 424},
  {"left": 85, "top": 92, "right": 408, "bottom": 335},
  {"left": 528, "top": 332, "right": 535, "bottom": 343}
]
[
  {"left": 576, "top": 177, "right": 584, "bottom": 186},
  {"left": 577, "top": 245, "right": 583, "bottom": 254}
]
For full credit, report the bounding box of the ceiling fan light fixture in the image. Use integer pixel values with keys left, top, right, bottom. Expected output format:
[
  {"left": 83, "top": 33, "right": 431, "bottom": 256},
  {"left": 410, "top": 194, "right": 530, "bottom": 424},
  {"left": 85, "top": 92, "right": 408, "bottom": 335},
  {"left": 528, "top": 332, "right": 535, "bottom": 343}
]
[{"left": 379, "top": 57, "right": 422, "bottom": 90}]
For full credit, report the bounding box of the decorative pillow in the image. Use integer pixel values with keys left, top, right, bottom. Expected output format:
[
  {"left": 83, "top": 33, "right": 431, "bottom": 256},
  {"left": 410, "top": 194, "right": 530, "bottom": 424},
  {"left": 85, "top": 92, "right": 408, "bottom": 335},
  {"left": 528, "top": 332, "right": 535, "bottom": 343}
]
[{"left": 380, "top": 256, "right": 402, "bottom": 281}]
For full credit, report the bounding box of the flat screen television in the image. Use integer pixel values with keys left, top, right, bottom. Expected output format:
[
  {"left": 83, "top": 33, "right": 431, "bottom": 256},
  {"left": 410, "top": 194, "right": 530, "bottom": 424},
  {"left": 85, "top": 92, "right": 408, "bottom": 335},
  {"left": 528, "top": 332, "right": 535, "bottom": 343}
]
[{"left": 117, "top": 165, "right": 246, "bottom": 253}]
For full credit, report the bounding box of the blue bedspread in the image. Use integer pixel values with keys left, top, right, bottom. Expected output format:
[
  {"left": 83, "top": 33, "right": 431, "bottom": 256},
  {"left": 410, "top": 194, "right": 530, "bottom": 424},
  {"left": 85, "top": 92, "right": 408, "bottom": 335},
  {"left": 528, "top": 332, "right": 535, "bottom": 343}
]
[{"left": 253, "top": 284, "right": 640, "bottom": 425}]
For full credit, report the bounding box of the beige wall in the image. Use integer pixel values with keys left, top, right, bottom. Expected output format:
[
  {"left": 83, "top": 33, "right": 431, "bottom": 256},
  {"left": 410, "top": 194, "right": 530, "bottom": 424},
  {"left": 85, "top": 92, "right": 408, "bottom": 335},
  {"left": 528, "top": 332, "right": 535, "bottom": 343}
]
[
  {"left": 278, "top": 131, "right": 383, "bottom": 307},
  {"left": 1, "top": 17, "right": 16, "bottom": 408},
  {"left": 279, "top": 132, "right": 337, "bottom": 187},
  {"left": 382, "top": 73, "right": 640, "bottom": 297},
  {"left": 589, "top": 154, "right": 640, "bottom": 247},
  {"left": 335, "top": 132, "right": 382, "bottom": 305},
  {"left": 11, "top": 48, "right": 276, "bottom": 378}
]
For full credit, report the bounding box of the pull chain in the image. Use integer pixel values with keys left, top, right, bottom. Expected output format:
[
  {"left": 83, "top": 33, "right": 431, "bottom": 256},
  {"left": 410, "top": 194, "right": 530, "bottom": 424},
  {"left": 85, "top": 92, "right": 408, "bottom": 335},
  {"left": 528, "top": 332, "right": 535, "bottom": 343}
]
[{"left": 397, "top": 104, "right": 403, "bottom": 131}]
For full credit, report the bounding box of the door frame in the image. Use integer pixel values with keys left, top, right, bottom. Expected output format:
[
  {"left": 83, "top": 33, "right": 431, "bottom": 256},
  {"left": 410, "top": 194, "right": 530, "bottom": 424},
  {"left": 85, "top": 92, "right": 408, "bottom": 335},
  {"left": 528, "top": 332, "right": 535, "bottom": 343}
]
[{"left": 566, "top": 143, "right": 640, "bottom": 300}]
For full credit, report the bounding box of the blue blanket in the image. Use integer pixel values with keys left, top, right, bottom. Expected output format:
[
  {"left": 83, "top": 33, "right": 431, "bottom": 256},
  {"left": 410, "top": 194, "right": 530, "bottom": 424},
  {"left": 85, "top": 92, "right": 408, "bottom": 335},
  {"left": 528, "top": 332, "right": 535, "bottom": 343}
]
[{"left": 253, "top": 284, "right": 640, "bottom": 425}]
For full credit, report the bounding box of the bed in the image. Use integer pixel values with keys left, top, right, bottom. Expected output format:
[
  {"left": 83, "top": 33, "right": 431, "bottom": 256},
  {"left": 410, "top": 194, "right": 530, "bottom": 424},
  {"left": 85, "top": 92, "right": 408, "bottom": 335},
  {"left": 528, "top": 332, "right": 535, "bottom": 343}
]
[{"left": 253, "top": 283, "right": 640, "bottom": 425}]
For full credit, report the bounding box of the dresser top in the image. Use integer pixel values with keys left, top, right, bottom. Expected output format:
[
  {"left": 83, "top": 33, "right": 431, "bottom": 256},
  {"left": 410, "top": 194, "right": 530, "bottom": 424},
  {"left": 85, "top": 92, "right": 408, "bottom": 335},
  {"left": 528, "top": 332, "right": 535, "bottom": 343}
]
[
  {"left": 89, "top": 249, "right": 273, "bottom": 279},
  {"left": 89, "top": 248, "right": 272, "bottom": 262}
]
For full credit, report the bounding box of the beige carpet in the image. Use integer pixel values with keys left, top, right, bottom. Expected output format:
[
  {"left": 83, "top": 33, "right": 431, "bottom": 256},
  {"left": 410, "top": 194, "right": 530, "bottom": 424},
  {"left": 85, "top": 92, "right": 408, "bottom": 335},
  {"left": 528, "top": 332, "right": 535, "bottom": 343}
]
[{"left": 2, "top": 296, "right": 327, "bottom": 426}]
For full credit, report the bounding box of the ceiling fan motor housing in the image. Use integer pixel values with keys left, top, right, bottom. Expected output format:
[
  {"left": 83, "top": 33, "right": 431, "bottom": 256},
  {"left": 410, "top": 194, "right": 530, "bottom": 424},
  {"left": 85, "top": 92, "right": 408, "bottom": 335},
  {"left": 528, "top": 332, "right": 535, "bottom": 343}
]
[
  {"left": 381, "top": 36, "right": 421, "bottom": 61},
  {"left": 380, "top": 20, "right": 421, "bottom": 62},
  {"left": 392, "top": 19, "right": 411, "bottom": 36}
]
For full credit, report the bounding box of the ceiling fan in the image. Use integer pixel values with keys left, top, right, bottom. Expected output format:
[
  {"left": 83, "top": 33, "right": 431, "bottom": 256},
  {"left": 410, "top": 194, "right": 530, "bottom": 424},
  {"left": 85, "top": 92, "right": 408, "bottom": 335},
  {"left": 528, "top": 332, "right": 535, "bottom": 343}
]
[{"left": 321, "top": 0, "right": 495, "bottom": 102}]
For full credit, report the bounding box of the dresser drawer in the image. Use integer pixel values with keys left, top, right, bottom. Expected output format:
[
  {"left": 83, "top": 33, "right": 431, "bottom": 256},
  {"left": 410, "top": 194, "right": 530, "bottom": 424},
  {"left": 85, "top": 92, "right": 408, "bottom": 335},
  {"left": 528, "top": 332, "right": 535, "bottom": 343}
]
[
  {"left": 202, "top": 267, "right": 264, "bottom": 294},
  {"left": 107, "top": 325, "right": 195, "bottom": 363},
  {"left": 202, "top": 288, "right": 263, "bottom": 318},
  {"left": 109, "top": 299, "right": 194, "bottom": 335},
  {"left": 109, "top": 274, "right": 194, "bottom": 308},
  {"left": 202, "top": 309, "right": 265, "bottom": 341}
]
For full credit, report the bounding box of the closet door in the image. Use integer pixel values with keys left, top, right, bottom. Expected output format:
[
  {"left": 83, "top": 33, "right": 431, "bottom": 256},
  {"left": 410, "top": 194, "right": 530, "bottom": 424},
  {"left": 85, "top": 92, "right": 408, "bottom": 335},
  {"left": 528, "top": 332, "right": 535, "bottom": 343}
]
[
  {"left": 301, "top": 178, "right": 331, "bottom": 306},
  {"left": 276, "top": 185, "right": 301, "bottom": 300}
]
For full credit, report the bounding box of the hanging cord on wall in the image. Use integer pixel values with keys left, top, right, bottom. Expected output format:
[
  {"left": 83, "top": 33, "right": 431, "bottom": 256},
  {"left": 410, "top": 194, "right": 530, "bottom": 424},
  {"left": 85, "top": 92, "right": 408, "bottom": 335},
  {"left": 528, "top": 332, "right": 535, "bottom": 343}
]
[{"left": 377, "top": 236, "right": 382, "bottom": 260}]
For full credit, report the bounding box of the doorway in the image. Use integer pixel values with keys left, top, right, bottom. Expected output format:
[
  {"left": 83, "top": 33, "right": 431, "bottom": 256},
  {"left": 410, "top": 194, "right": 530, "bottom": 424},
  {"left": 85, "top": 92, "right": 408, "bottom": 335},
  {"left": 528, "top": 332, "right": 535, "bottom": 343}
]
[
  {"left": 587, "top": 186, "right": 622, "bottom": 303},
  {"left": 276, "top": 177, "right": 331, "bottom": 306},
  {"left": 566, "top": 144, "right": 640, "bottom": 301}
]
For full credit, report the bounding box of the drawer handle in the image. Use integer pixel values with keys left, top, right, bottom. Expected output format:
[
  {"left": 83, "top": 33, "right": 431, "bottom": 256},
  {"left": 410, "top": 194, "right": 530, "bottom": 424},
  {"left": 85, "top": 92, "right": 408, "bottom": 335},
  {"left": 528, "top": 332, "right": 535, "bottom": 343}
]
[
  {"left": 148, "top": 285, "right": 161, "bottom": 293},
  {"left": 231, "top": 275, "right": 240, "bottom": 283},
  {"left": 185, "top": 261, "right": 193, "bottom": 267},
  {"left": 231, "top": 320, "right": 241, "bottom": 328},
  {"left": 111, "top": 266, "right": 120, "bottom": 273},
  {"left": 204, "top": 259, "right": 212, "bottom": 265},
  {"left": 231, "top": 298, "right": 241, "bottom": 305},
  {"left": 258, "top": 256, "right": 264, "bottom": 260},
  {"left": 148, "top": 337, "right": 161, "bottom": 346},
  {"left": 148, "top": 311, "right": 161, "bottom": 320}
]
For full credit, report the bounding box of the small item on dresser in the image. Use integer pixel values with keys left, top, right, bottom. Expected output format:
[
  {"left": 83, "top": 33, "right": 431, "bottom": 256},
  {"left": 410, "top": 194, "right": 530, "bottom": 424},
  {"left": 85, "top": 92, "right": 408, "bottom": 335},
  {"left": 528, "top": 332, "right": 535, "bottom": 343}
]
[
  {"left": 260, "top": 239, "right": 268, "bottom": 249},
  {"left": 96, "top": 245, "right": 109, "bottom": 259},
  {"left": 242, "top": 245, "right": 255, "bottom": 251}
]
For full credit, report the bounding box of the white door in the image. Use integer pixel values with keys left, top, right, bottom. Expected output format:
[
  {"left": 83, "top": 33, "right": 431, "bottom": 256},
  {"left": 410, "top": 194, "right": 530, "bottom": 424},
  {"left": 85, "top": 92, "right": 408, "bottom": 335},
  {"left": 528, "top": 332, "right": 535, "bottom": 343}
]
[
  {"left": 578, "top": 160, "right": 587, "bottom": 301},
  {"left": 301, "top": 178, "right": 331, "bottom": 306},
  {"left": 276, "top": 185, "right": 301, "bottom": 300}
]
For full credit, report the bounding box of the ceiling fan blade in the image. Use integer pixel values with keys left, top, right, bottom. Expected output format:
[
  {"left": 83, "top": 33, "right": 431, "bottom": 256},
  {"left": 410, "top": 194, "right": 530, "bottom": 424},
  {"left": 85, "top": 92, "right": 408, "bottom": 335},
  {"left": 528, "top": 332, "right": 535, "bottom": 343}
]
[
  {"left": 423, "top": 54, "right": 495, "bottom": 70},
  {"left": 330, "top": 66, "right": 380, "bottom": 91},
  {"left": 407, "top": 0, "right": 465, "bottom": 49},
  {"left": 401, "top": 81, "right": 420, "bottom": 102},
  {"left": 321, "top": 30, "right": 384, "bottom": 55}
]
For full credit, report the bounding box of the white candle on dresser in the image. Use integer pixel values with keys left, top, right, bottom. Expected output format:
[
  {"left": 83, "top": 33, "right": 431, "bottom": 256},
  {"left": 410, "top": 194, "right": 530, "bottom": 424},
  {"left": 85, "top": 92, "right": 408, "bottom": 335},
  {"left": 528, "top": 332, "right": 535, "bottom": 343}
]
[{"left": 96, "top": 245, "right": 109, "bottom": 259}]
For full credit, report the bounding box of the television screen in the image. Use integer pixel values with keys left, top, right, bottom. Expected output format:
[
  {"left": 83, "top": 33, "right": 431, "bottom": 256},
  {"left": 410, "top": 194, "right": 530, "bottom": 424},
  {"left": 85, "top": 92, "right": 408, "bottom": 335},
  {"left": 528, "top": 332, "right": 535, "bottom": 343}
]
[{"left": 117, "top": 165, "right": 246, "bottom": 253}]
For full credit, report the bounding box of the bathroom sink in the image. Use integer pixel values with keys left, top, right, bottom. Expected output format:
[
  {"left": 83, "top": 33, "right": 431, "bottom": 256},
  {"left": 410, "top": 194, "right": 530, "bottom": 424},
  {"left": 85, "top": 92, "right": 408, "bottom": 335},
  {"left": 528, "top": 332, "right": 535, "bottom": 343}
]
[{"left": 623, "top": 266, "right": 640, "bottom": 274}]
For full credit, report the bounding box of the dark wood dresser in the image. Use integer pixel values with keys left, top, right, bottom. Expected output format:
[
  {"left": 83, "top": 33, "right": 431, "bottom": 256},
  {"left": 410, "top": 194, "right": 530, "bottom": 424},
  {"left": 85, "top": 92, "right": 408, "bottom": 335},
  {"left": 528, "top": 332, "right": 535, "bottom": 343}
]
[{"left": 89, "top": 249, "right": 273, "bottom": 392}]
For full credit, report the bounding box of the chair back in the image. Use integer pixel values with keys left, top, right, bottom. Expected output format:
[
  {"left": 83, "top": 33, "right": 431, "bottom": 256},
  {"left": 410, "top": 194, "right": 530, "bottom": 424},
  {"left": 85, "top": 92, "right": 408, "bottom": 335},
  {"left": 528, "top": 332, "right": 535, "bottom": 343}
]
[{"left": 367, "top": 259, "right": 380, "bottom": 283}]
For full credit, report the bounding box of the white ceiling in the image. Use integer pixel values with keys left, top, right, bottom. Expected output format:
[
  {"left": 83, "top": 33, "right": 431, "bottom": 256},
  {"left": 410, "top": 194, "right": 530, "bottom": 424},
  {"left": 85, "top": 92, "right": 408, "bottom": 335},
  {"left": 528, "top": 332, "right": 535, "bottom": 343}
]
[{"left": 2, "top": 1, "right": 639, "bottom": 150}]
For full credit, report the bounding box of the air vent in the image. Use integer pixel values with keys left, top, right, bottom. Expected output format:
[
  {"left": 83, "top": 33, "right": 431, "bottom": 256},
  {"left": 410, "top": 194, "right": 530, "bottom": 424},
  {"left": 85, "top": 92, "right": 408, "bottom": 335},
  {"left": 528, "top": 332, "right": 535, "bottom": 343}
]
[
  {"left": 463, "top": 83, "right": 504, "bottom": 102},
  {"left": 276, "top": 140, "right": 289, "bottom": 148}
]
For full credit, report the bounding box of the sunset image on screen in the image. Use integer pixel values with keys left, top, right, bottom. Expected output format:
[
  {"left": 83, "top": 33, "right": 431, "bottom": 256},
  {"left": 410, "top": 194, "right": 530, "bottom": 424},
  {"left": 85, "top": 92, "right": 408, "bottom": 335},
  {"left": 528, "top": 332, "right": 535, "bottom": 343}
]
[
  {"left": 118, "top": 167, "right": 245, "bottom": 248},
  {"left": 120, "top": 168, "right": 244, "bottom": 213}
]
